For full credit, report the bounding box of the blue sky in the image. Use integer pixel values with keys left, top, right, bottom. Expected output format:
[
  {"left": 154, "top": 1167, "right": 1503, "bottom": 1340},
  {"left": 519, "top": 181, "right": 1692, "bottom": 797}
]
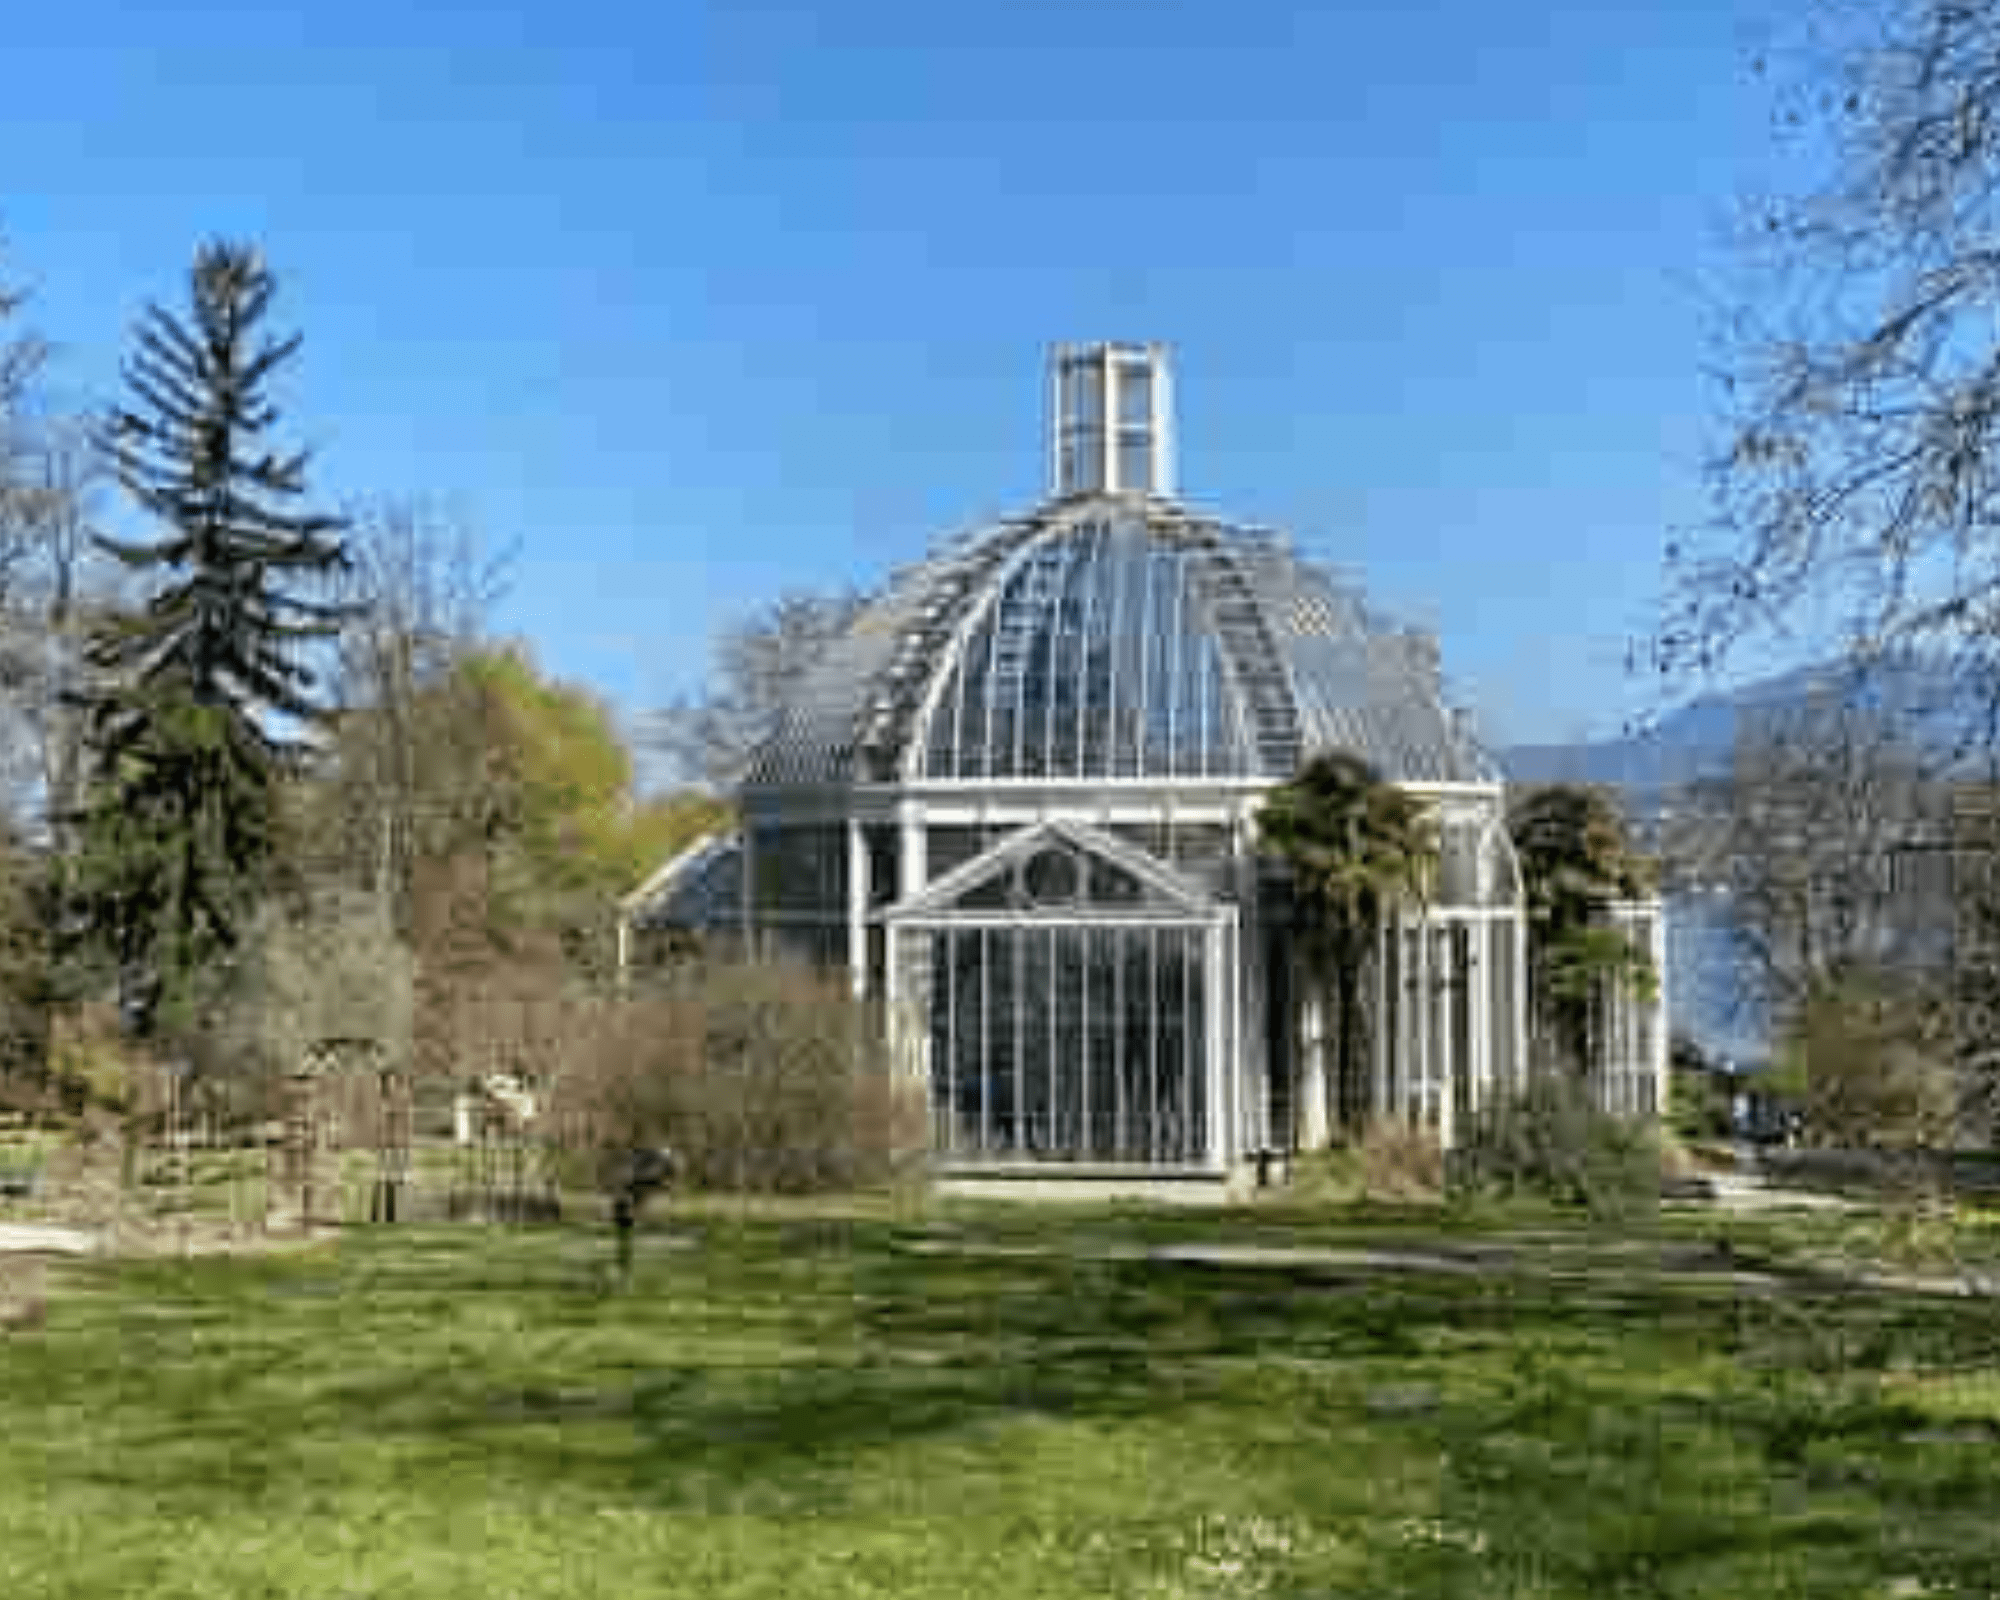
[{"left": 4, "top": 0, "right": 1788, "bottom": 765}]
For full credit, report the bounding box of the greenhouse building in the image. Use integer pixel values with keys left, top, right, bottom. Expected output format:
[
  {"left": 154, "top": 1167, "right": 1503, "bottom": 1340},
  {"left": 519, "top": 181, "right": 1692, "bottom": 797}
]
[{"left": 627, "top": 344, "right": 1667, "bottom": 1197}]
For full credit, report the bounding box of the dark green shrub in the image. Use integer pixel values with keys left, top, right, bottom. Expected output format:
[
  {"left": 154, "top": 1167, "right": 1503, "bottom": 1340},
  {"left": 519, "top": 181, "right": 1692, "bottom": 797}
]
[{"left": 1449, "top": 1073, "right": 1661, "bottom": 1221}]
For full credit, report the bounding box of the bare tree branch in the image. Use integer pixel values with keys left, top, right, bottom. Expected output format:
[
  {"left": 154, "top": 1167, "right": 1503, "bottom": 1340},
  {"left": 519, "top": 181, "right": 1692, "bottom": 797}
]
[{"left": 1656, "top": 1, "right": 2000, "bottom": 760}]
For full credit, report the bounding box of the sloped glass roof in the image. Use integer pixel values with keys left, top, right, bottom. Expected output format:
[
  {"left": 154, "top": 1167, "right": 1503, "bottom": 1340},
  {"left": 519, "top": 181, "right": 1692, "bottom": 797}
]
[{"left": 745, "top": 495, "right": 1502, "bottom": 790}]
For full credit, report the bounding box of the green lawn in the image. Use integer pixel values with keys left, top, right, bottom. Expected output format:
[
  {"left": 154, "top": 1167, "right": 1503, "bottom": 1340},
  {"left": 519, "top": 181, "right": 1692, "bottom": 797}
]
[{"left": 5, "top": 1200, "right": 2000, "bottom": 1599}]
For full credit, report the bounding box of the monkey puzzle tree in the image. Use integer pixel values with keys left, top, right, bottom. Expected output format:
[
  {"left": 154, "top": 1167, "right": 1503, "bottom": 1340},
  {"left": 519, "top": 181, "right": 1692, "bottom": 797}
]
[
  {"left": 1260, "top": 751, "right": 1437, "bottom": 1148},
  {"left": 75, "top": 240, "right": 351, "bottom": 1032}
]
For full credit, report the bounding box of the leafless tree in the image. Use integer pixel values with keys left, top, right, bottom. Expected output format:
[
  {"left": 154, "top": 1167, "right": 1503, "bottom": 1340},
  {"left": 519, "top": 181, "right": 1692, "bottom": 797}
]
[
  {"left": 1651, "top": 1, "right": 2000, "bottom": 757},
  {"left": 1662, "top": 680, "right": 1948, "bottom": 1041},
  {"left": 0, "top": 242, "right": 48, "bottom": 488},
  {"left": 0, "top": 426, "right": 110, "bottom": 845},
  {"left": 647, "top": 588, "right": 867, "bottom": 791},
  {"left": 0, "top": 243, "right": 52, "bottom": 681},
  {"left": 0, "top": 248, "right": 120, "bottom": 852},
  {"left": 306, "top": 498, "right": 513, "bottom": 922}
]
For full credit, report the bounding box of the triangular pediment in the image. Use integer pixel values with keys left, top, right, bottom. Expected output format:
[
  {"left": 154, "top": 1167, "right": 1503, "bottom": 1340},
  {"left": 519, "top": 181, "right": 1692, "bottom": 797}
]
[{"left": 884, "top": 820, "right": 1219, "bottom": 920}]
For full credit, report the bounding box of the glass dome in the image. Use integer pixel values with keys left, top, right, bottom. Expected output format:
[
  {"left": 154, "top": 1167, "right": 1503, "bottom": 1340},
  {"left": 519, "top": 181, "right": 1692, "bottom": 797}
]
[{"left": 746, "top": 497, "right": 1502, "bottom": 791}]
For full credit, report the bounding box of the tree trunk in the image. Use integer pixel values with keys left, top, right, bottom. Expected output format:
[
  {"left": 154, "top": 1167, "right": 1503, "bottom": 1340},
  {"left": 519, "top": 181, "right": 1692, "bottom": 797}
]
[{"left": 1334, "top": 958, "right": 1362, "bottom": 1139}]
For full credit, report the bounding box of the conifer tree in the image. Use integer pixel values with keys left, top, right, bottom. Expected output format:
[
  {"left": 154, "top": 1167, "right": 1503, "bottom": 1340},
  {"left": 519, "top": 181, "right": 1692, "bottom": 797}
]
[{"left": 77, "top": 240, "right": 350, "bottom": 1031}]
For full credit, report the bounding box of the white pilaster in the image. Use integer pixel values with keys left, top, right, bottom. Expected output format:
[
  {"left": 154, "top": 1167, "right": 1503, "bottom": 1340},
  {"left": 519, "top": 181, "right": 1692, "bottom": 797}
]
[{"left": 848, "top": 820, "right": 869, "bottom": 999}]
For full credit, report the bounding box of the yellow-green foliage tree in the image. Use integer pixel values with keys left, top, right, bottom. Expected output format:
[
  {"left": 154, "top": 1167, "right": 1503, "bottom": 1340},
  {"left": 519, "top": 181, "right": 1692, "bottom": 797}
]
[
  {"left": 459, "top": 646, "right": 727, "bottom": 954},
  {"left": 289, "top": 639, "right": 726, "bottom": 1100}
]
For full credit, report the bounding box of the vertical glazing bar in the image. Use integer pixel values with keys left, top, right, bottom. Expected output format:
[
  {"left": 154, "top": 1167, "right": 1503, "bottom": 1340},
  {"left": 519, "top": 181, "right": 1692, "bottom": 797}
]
[
  {"left": 1014, "top": 927, "right": 1026, "bottom": 1154},
  {"left": 1105, "top": 524, "right": 1125, "bottom": 777},
  {"left": 1080, "top": 927, "right": 1094, "bottom": 1157},
  {"left": 1073, "top": 522, "right": 1102, "bottom": 774},
  {"left": 1163, "top": 553, "right": 1184, "bottom": 778},
  {"left": 1148, "top": 926, "right": 1160, "bottom": 1163},
  {"left": 1196, "top": 633, "right": 1212, "bottom": 780},
  {"left": 1042, "top": 539, "right": 1076, "bottom": 776},
  {"left": 980, "top": 568, "right": 1008, "bottom": 778},
  {"left": 1113, "top": 928, "right": 1126, "bottom": 1158},
  {"left": 979, "top": 928, "right": 991, "bottom": 1156},
  {"left": 1048, "top": 925, "right": 1060, "bottom": 1155},
  {"left": 944, "top": 929, "right": 958, "bottom": 1156},
  {"left": 1134, "top": 536, "right": 1156, "bottom": 775},
  {"left": 948, "top": 597, "right": 974, "bottom": 781},
  {"left": 1011, "top": 551, "right": 1037, "bottom": 776},
  {"left": 1184, "top": 926, "right": 1195, "bottom": 1161}
]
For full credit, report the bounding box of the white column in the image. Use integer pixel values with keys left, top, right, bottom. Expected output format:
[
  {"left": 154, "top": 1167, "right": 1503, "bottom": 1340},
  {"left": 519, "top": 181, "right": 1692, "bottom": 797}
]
[
  {"left": 1414, "top": 916, "right": 1430, "bottom": 1132},
  {"left": 1298, "top": 973, "right": 1329, "bottom": 1151},
  {"left": 1652, "top": 909, "right": 1670, "bottom": 1119},
  {"left": 895, "top": 803, "right": 929, "bottom": 1093},
  {"left": 1470, "top": 918, "right": 1491, "bottom": 1117},
  {"left": 1513, "top": 914, "right": 1530, "bottom": 1088},
  {"left": 848, "top": 820, "right": 869, "bottom": 1000},
  {"left": 1372, "top": 916, "right": 1389, "bottom": 1122},
  {"left": 898, "top": 799, "right": 927, "bottom": 900},
  {"left": 1436, "top": 926, "right": 1455, "bottom": 1153},
  {"left": 1207, "top": 918, "right": 1229, "bottom": 1172}
]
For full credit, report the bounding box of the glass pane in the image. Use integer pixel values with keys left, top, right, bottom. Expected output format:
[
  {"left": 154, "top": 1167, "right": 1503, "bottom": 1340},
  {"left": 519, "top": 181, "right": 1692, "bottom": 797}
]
[
  {"left": 1088, "top": 857, "right": 1148, "bottom": 906},
  {"left": 1069, "top": 428, "right": 1105, "bottom": 492},
  {"left": 1022, "top": 848, "right": 1082, "bottom": 906},
  {"left": 1069, "top": 359, "right": 1104, "bottom": 425},
  {"left": 1117, "top": 434, "right": 1153, "bottom": 496},
  {"left": 1117, "top": 362, "right": 1153, "bottom": 427}
]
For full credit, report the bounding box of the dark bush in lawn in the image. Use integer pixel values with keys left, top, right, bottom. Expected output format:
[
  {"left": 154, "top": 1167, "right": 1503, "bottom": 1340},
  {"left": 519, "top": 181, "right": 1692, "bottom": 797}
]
[{"left": 1449, "top": 1073, "right": 1661, "bottom": 1221}]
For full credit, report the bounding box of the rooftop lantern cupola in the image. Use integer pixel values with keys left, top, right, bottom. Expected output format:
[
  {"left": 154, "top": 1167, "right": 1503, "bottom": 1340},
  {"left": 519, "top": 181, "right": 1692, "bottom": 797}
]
[{"left": 1050, "top": 341, "right": 1175, "bottom": 500}]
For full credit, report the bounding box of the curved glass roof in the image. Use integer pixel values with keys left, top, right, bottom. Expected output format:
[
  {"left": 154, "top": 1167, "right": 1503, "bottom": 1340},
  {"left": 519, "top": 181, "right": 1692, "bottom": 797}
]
[{"left": 745, "top": 495, "right": 1502, "bottom": 790}]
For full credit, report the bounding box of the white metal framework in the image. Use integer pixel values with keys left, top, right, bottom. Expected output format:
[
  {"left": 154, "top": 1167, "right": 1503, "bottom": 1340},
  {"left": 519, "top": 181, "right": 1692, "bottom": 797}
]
[{"left": 628, "top": 344, "right": 1666, "bottom": 1183}]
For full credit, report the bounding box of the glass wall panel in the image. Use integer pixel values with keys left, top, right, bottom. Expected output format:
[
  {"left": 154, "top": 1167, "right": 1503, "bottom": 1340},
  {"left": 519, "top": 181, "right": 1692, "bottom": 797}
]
[
  {"left": 750, "top": 826, "right": 848, "bottom": 917},
  {"left": 921, "top": 919, "right": 1213, "bottom": 1165},
  {"left": 1117, "top": 436, "right": 1152, "bottom": 496},
  {"left": 1116, "top": 361, "right": 1152, "bottom": 427}
]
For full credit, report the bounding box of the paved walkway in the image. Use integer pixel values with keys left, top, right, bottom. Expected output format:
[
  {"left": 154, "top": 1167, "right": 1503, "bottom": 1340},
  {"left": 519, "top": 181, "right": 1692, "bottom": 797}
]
[{"left": 0, "top": 1223, "right": 100, "bottom": 1255}]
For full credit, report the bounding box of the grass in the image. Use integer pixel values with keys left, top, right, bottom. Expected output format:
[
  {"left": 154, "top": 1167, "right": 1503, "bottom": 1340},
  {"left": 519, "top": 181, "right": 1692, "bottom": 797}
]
[{"left": 4, "top": 1199, "right": 2000, "bottom": 1598}]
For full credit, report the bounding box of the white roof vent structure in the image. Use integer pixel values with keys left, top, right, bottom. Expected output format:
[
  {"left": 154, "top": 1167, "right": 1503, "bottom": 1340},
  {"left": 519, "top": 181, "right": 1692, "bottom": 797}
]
[{"left": 1050, "top": 341, "right": 1175, "bottom": 499}]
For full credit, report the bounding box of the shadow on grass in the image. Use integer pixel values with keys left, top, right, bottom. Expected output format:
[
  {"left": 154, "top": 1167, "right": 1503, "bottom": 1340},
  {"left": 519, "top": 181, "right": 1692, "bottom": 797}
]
[{"left": 13, "top": 1214, "right": 2000, "bottom": 1592}]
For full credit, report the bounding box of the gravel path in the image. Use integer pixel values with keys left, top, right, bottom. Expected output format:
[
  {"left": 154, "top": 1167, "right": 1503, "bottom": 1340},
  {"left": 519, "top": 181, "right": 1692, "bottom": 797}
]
[{"left": 0, "top": 1223, "right": 101, "bottom": 1255}]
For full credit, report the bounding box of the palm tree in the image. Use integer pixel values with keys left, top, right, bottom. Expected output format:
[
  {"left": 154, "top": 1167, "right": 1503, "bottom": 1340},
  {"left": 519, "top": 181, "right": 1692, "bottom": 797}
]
[
  {"left": 1508, "top": 784, "right": 1658, "bottom": 1079},
  {"left": 1260, "top": 751, "right": 1437, "bottom": 1148}
]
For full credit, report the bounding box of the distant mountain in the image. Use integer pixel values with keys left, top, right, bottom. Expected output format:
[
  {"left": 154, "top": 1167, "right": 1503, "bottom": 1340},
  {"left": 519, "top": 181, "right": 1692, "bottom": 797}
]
[
  {"left": 1500, "top": 653, "right": 1980, "bottom": 794},
  {"left": 1499, "top": 651, "right": 1979, "bottom": 1063}
]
